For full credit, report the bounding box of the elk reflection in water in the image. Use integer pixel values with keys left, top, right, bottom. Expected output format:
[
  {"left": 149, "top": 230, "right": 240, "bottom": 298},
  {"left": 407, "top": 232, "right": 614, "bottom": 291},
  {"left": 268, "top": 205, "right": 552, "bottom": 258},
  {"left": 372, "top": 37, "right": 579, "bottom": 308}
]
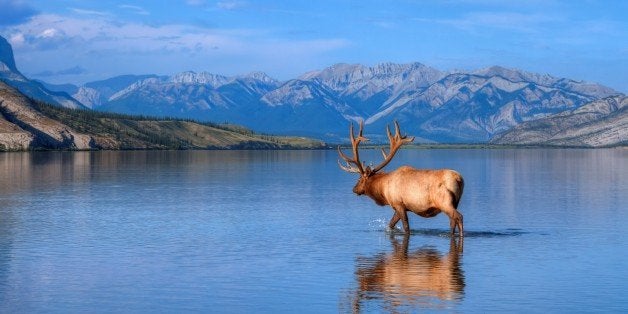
[{"left": 349, "top": 235, "right": 464, "bottom": 312}]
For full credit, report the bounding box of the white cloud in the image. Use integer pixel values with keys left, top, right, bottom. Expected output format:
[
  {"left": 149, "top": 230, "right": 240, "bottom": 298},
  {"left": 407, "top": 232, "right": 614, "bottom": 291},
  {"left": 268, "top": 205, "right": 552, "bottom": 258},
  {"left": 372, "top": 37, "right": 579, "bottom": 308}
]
[
  {"left": 9, "top": 32, "right": 25, "bottom": 46},
  {"left": 5, "top": 13, "right": 348, "bottom": 54},
  {"left": 4, "top": 14, "right": 238, "bottom": 53},
  {"left": 3, "top": 13, "right": 350, "bottom": 82},
  {"left": 217, "top": 1, "right": 247, "bottom": 10},
  {"left": 39, "top": 28, "right": 59, "bottom": 38},
  {"left": 118, "top": 4, "right": 150, "bottom": 15},
  {"left": 70, "top": 8, "right": 110, "bottom": 17}
]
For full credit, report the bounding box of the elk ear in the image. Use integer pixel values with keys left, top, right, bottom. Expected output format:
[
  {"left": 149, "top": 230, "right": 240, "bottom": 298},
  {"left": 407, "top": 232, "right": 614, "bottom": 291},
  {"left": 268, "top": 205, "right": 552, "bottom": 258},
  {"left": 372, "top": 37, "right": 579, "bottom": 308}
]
[{"left": 364, "top": 166, "right": 373, "bottom": 176}]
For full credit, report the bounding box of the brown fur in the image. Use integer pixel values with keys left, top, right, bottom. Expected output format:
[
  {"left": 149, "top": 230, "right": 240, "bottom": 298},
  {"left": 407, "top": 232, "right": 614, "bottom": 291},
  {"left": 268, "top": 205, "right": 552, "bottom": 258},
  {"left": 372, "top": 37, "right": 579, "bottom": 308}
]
[
  {"left": 354, "top": 166, "right": 464, "bottom": 235},
  {"left": 338, "top": 121, "right": 464, "bottom": 235}
]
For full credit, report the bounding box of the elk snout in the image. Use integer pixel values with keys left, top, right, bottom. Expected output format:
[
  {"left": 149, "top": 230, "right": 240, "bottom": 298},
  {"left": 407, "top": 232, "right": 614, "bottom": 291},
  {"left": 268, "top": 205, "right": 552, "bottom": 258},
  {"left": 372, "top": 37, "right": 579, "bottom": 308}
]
[
  {"left": 353, "top": 185, "right": 364, "bottom": 195},
  {"left": 353, "top": 178, "right": 367, "bottom": 195}
]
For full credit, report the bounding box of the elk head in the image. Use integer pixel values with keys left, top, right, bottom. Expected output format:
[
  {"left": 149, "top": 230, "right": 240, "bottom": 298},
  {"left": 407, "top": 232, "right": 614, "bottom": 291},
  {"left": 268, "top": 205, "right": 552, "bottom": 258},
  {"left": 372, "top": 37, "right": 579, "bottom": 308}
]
[{"left": 337, "top": 120, "right": 414, "bottom": 195}]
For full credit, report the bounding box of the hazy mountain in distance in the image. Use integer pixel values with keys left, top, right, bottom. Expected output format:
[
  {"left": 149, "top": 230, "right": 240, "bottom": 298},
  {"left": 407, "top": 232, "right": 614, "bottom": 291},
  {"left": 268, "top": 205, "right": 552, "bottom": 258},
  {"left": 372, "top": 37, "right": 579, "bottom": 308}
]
[
  {"left": 36, "top": 80, "right": 79, "bottom": 95},
  {"left": 75, "top": 74, "right": 162, "bottom": 108},
  {"left": 74, "top": 61, "right": 620, "bottom": 142}
]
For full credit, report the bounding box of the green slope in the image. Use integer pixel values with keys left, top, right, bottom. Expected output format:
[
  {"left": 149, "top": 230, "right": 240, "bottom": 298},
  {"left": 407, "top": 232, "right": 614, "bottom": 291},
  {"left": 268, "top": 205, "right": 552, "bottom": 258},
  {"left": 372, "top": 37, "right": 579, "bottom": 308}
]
[{"left": 0, "top": 82, "right": 325, "bottom": 151}]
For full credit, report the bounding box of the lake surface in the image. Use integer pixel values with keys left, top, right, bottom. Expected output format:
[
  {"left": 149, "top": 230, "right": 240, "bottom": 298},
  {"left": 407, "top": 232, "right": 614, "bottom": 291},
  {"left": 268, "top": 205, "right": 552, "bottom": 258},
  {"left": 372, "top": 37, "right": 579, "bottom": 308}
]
[{"left": 0, "top": 149, "right": 626, "bottom": 312}]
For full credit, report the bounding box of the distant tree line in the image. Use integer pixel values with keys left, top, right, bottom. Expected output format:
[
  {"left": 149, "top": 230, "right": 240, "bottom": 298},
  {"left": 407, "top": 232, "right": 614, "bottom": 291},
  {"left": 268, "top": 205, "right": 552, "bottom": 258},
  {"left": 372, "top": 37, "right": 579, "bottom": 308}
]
[
  {"left": 27, "top": 98, "right": 323, "bottom": 149},
  {"left": 30, "top": 99, "right": 251, "bottom": 134}
]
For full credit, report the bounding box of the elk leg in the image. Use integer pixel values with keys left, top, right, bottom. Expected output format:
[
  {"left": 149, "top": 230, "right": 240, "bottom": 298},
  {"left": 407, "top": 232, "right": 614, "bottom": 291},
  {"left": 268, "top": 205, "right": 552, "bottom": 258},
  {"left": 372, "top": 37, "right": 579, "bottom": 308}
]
[
  {"left": 388, "top": 212, "right": 400, "bottom": 230},
  {"left": 456, "top": 211, "right": 464, "bottom": 237},
  {"left": 395, "top": 207, "right": 410, "bottom": 234},
  {"left": 401, "top": 211, "right": 410, "bottom": 234},
  {"left": 450, "top": 210, "right": 463, "bottom": 237},
  {"left": 446, "top": 207, "right": 464, "bottom": 236}
]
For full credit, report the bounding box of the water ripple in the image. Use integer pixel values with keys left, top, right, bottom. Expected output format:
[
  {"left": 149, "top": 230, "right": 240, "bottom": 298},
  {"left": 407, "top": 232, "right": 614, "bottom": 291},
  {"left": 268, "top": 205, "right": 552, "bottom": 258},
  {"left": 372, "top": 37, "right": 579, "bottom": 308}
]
[{"left": 365, "top": 225, "right": 528, "bottom": 238}]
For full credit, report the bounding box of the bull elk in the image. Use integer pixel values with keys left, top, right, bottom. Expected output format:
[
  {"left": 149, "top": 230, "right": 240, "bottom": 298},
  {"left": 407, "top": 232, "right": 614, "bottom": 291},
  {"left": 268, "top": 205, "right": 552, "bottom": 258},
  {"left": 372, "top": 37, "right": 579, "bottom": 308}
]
[{"left": 338, "top": 121, "right": 464, "bottom": 235}]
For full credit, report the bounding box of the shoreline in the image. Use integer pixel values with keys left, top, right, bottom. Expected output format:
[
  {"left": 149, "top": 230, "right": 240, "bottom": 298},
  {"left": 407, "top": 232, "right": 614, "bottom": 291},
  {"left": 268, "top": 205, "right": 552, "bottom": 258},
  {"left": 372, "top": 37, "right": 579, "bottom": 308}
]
[{"left": 2, "top": 143, "right": 626, "bottom": 153}]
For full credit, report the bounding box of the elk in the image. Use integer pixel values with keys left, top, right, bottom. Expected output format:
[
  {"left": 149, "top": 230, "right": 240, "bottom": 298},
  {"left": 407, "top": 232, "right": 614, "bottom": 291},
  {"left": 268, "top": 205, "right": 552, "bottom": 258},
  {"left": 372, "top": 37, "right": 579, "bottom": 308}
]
[{"left": 338, "top": 121, "right": 464, "bottom": 235}]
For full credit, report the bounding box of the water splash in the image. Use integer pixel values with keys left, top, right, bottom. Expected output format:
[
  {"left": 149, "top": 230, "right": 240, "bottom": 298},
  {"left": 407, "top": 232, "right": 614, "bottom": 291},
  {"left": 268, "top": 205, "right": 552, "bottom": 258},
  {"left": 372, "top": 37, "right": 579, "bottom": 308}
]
[
  {"left": 368, "top": 218, "right": 389, "bottom": 230},
  {"left": 368, "top": 218, "right": 406, "bottom": 234}
]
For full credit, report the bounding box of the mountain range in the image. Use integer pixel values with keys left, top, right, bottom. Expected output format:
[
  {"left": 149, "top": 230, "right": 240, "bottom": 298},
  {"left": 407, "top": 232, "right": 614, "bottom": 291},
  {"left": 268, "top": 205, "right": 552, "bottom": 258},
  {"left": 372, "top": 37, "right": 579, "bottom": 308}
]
[{"left": 1, "top": 35, "right": 625, "bottom": 146}]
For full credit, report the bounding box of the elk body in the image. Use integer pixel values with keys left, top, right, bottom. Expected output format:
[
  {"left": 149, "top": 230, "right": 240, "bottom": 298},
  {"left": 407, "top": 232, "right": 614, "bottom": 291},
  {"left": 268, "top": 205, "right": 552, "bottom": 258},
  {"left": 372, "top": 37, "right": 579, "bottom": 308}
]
[{"left": 338, "top": 121, "right": 464, "bottom": 235}]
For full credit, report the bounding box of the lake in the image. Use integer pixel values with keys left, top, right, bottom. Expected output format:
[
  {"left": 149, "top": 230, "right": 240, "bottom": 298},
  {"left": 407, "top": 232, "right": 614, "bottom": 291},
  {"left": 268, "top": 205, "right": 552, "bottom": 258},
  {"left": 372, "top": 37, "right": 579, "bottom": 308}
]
[{"left": 0, "top": 149, "right": 626, "bottom": 312}]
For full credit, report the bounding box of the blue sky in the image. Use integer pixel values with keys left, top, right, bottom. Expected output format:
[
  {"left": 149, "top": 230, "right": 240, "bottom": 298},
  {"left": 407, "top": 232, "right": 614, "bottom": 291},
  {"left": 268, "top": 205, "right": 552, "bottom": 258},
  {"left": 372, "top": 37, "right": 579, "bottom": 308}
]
[{"left": 1, "top": 0, "right": 626, "bottom": 92}]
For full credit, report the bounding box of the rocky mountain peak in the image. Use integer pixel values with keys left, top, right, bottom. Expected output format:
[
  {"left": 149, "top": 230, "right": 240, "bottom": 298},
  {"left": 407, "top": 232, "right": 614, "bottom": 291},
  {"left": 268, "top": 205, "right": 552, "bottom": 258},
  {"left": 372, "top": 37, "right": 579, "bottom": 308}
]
[
  {"left": 239, "top": 71, "right": 278, "bottom": 84},
  {"left": 169, "top": 71, "right": 230, "bottom": 87},
  {"left": 261, "top": 79, "right": 323, "bottom": 106},
  {"left": 298, "top": 62, "right": 444, "bottom": 97},
  {"left": 473, "top": 65, "right": 560, "bottom": 86}
]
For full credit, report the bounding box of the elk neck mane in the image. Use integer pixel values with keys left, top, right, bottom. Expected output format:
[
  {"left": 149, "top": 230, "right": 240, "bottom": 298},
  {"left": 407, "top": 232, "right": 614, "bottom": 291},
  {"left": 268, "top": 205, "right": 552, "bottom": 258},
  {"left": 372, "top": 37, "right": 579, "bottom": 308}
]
[{"left": 364, "top": 172, "right": 391, "bottom": 206}]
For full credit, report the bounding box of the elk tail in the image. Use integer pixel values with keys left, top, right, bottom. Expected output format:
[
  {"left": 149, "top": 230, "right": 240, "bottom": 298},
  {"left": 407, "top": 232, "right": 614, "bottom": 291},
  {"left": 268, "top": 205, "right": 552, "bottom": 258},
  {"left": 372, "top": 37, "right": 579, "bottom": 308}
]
[{"left": 451, "top": 176, "right": 464, "bottom": 209}]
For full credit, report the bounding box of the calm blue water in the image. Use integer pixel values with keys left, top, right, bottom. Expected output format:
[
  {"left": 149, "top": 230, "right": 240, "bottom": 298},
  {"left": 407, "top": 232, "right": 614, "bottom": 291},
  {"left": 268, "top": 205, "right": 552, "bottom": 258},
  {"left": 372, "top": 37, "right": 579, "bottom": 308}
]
[{"left": 0, "top": 149, "right": 626, "bottom": 312}]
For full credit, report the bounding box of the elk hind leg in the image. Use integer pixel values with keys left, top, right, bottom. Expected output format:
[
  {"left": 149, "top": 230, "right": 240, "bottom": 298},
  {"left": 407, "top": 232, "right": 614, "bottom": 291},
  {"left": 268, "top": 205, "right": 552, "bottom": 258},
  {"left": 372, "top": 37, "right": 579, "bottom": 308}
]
[
  {"left": 445, "top": 206, "right": 464, "bottom": 236},
  {"left": 453, "top": 210, "right": 464, "bottom": 236}
]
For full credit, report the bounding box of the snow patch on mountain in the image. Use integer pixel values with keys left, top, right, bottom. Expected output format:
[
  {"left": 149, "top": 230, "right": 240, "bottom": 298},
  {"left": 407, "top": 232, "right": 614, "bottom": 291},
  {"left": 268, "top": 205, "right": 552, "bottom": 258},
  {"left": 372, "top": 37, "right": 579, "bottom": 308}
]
[{"left": 170, "top": 71, "right": 230, "bottom": 87}]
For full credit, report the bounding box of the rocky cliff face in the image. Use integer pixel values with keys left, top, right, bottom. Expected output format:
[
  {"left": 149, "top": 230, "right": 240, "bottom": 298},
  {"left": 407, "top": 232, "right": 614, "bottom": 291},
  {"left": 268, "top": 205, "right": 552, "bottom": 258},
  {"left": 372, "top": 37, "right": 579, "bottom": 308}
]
[
  {"left": 491, "top": 95, "right": 627, "bottom": 147},
  {"left": 0, "top": 36, "right": 18, "bottom": 74},
  {"left": 0, "top": 81, "right": 94, "bottom": 150}
]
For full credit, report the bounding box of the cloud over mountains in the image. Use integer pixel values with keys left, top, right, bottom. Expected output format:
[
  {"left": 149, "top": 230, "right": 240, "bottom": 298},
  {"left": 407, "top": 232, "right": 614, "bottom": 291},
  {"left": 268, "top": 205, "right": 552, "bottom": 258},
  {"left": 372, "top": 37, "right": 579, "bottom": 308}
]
[{"left": 0, "top": 1, "right": 625, "bottom": 92}]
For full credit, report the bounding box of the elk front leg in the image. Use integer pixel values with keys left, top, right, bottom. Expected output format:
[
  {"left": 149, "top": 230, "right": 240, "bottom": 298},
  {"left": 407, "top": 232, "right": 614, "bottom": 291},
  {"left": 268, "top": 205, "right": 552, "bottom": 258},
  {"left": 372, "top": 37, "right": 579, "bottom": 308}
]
[
  {"left": 392, "top": 206, "right": 410, "bottom": 234},
  {"left": 388, "top": 211, "right": 400, "bottom": 230}
]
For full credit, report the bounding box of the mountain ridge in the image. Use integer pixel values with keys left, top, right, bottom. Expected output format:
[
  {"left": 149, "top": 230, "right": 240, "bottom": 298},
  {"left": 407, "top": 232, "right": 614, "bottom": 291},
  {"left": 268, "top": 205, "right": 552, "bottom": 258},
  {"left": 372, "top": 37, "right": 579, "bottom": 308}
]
[
  {"left": 491, "top": 95, "right": 627, "bottom": 147},
  {"left": 1, "top": 35, "right": 624, "bottom": 146},
  {"left": 59, "top": 63, "right": 624, "bottom": 143}
]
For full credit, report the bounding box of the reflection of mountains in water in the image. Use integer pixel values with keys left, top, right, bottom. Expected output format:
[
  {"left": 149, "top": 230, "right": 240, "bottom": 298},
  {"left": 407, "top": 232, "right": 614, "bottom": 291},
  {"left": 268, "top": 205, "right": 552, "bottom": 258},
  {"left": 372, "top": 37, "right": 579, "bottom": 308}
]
[{"left": 345, "top": 235, "right": 464, "bottom": 312}]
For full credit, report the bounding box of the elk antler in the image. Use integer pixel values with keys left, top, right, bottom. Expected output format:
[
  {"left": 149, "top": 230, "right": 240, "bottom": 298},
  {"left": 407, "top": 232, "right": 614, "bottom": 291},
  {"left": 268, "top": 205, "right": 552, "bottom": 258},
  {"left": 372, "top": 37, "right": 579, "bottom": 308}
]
[
  {"left": 337, "top": 121, "right": 368, "bottom": 174},
  {"left": 370, "top": 121, "right": 414, "bottom": 173}
]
